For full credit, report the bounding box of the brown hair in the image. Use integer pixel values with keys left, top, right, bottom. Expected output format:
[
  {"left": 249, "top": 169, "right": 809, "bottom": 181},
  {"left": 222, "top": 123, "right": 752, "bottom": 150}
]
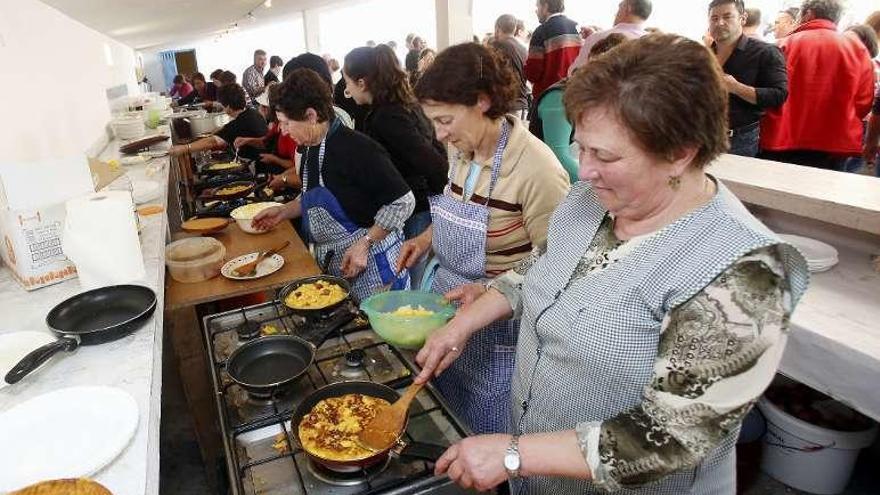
[
  {"left": 344, "top": 45, "right": 416, "bottom": 107},
  {"left": 589, "top": 33, "right": 629, "bottom": 58},
  {"left": 217, "top": 83, "right": 247, "bottom": 111},
  {"left": 415, "top": 43, "right": 518, "bottom": 119},
  {"left": 275, "top": 68, "right": 334, "bottom": 122},
  {"left": 847, "top": 24, "right": 879, "bottom": 58},
  {"left": 542, "top": 0, "right": 565, "bottom": 14},
  {"left": 564, "top": 34, "right": 728, "bottom": 168},
  {"left": 219, "top": 71, "right": 237, "bottom": 85},
  {"left": 865, "top": 11, "right": 880, "bottom": 37}
]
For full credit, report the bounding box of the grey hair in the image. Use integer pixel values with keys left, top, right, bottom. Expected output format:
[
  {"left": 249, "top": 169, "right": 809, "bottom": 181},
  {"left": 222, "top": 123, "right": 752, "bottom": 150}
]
[
  {"left": 626, "top": 0, "right": 653, "bottom": 20},
  {"left": 800, "top": 0, "right": 843, "bottom": 24}
]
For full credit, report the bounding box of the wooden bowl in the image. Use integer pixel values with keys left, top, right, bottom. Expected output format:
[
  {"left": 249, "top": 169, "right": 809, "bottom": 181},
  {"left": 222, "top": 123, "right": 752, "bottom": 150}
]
[{"left": 181, "top": 217, "right": 231, "bottom": 235}]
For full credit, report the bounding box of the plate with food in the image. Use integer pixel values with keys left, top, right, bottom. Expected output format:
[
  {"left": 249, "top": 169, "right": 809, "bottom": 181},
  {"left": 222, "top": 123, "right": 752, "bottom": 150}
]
[
  {"left": 181, "top": 217, "right": 231, "bottom": 234},
  {"left": 279, "top": 276, "right": 351, "bottom": 316},
  {"left": 221, "top": 252, "right": 285, "bottom": 280}
]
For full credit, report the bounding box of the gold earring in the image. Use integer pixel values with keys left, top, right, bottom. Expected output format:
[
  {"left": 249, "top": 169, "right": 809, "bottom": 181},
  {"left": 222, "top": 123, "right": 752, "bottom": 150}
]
[{"left": 667, "top": 175, "right": 682, "bottom": 191}]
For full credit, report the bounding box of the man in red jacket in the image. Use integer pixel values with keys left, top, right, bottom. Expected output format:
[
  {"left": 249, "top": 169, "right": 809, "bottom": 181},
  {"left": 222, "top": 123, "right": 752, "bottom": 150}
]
[
  {"left": 524, "top": 0, "right": 582, "bottom": 100},
  {"left": 759, "top": 0, "right": 875, "bottom": 171}
]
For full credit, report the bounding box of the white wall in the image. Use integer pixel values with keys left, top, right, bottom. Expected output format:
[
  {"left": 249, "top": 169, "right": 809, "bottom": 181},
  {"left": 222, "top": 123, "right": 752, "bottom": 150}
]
[
  {"left": 0, "top": 0, "right": 138, "bottom": 163},
  {"left": 140, "top": 17, "right": 306, "bottom": 95}
]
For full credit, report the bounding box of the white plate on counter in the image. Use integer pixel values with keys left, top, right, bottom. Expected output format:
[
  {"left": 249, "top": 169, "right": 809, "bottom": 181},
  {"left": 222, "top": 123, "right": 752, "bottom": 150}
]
[
  {"left": 0, "top": 332, "right": 56, "bottom": 389},
  {"left": 779, "top": 234, "right": 839, "bottom": 272},
  {"left": 0, "top": 386, "right": 139, "bottom": 493},
  {"left": 221, "top": 253, "right": 285, "bottom": 280}
]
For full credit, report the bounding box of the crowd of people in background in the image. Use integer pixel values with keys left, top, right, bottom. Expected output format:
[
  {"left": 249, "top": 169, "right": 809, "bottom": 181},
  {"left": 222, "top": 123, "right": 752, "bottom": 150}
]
[{"left": 164, "top": 0, "right": 880, "bottom": 178}]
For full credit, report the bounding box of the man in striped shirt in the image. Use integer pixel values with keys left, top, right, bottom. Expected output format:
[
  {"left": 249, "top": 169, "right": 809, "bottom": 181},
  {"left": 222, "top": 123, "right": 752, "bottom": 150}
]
[
  {"left": 242, "top": 49, "right": 267, "bottom": 101},
  {"left": 524, "top": 0, "right": 582, "bottom": 99}
]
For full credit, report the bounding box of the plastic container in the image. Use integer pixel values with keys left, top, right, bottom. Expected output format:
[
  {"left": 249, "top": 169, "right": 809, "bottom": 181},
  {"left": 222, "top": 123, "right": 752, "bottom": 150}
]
[
  {"left": 360, "top": 291, "right": 456, "bottom": 349},
  {"left": 230, "top": 202, "right": 283, "bottom": 234},
  {"left": 758, "top": 394, "right": 878, "bottom": 494},
  {"left": 165, "top": 237, "right": 226, "bottom": 283}
]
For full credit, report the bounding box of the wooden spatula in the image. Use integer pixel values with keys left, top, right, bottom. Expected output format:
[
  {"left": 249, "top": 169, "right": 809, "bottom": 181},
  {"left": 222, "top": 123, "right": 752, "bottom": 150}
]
[
  {"left": 234, "top": 240, "right": 290, "bottom": 277},
  {"left": 359, "top": 381, "right": 424, "bottom": 451}
]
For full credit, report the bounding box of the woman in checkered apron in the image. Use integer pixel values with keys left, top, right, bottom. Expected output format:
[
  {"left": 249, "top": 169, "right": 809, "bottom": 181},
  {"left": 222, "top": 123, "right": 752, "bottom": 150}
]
[
  {"left": 253, "top": 68, "right": 415, "bottom": 301},
  {"left": 396, "top": 44, "right": 570, "bottom": 435},
  {"left": 412, "top": 35, "right": 810, "bottom": 494}
]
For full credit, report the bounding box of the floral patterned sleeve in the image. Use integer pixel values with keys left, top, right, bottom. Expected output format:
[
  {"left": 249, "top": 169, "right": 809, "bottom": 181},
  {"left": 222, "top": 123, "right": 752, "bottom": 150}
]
[
  {"left": 486, "top": 246, "right": 545, "bottom": 319},
  {"left": 575, "top": 246, "right": 792, "bottom": 491}
]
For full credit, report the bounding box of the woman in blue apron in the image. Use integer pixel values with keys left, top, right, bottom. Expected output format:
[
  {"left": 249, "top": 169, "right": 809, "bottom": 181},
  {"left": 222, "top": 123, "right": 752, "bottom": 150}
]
[
  {"left": 253, "top": 68, "right": 414, "bottom": 300},
  {"left": 396, "top": 44, "right": 571, "bottom": 434}
]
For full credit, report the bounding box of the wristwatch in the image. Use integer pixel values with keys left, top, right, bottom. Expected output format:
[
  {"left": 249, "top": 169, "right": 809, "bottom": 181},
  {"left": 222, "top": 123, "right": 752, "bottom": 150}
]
[{"left": 503, "top": 435, "right": 521, "bottom": 478}]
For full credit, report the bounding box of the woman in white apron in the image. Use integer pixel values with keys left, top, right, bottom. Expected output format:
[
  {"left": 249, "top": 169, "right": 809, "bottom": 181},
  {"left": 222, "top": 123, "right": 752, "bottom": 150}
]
[
  {"left": 412, "top": 35, "right": 809, "bottom": 494},
  {"left": 397, "top": 43, "right": 570, "bottom": 434},
  {"left": 254, "top": 68, "right": 415, "bottom": 300}
]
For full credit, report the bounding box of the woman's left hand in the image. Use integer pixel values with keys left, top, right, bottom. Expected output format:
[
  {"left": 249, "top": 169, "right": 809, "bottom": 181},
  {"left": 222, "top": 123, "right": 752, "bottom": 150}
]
[
  {"left": 259, "top": 153, "right": 278, "bottom": 165},
  {"left": 341, "top": 238, "right": 370, "bottom": 279},
  {"left": 436, "top": 435, "right": 510, "bottom": 492}
]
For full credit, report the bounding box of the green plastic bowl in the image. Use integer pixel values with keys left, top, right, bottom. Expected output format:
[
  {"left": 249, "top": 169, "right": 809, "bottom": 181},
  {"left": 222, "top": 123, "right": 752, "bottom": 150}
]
[{"left": 360, "top": 290, "right": 456, "bottom": 349}]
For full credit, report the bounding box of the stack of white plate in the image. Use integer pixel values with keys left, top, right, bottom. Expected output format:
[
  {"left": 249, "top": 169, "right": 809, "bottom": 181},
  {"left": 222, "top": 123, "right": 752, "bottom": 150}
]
[
  {"left": 111, "top": 115, "right": 146, "bottom": 140},
  {"left": 780, "top": 234, "right": 839, "bottom": 272}
]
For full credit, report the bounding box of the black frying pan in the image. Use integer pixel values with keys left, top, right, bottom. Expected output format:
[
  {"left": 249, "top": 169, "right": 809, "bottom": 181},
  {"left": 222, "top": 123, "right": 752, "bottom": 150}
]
[
  {"left": 277, "top": 275, "right": 353, "bottom": 319},
  {"left": 226, "top": 335, "right": 316, "bottom": 396},
  {"left": 292, "top": 381, "right": 447, "bottom": 472},
  {"left": 5, "top": 285, "right": 157, "bottom": 384}
]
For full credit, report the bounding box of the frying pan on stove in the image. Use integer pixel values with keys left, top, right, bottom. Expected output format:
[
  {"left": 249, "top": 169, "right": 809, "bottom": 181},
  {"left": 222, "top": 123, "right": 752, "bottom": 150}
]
[
  {"left": 291, "top": 381, "right": 447, "bottom": 472},
  {"left": 5, "top": 285, "right": 157, "bottom": 384},
  {"left": 225, "top": 311, "right": 356, "bottom": 396}
]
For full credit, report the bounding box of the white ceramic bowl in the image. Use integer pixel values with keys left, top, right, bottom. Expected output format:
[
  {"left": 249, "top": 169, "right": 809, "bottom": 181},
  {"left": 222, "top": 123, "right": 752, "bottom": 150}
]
[{"left": 230, "top": 202, "right": 284, "bottom": 234}]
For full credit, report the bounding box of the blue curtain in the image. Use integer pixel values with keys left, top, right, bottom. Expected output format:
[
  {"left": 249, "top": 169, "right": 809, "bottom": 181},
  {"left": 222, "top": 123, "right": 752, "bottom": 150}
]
[{"left": 159, "top": 51, "right": 178, "bottom": 92}]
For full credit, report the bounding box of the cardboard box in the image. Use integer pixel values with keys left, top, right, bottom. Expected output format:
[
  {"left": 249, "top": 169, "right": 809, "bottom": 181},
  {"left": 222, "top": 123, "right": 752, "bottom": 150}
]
[{"left": 0, "top": 156, "right": 95, "bottom": 291}]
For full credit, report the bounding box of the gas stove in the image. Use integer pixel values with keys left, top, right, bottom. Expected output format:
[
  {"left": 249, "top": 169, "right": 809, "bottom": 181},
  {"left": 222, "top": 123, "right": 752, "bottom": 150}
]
[{"left": 202, "top": 300, "right": 478, "bottom": 495}]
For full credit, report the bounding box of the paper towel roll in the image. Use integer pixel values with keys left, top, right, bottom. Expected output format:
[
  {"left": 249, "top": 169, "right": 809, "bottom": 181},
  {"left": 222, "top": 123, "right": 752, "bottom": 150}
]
[{"left": 62, "top": 191, "right": 145, "bottom": 289}]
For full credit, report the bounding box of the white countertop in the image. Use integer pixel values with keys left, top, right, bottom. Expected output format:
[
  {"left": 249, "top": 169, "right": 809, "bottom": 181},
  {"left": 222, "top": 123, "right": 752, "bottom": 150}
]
[
  {"left": 0, "top": 138, "right": 169, "bottom": 495},
  {"left": 758, "top": 208, "right": 880, "bottom": 423}
]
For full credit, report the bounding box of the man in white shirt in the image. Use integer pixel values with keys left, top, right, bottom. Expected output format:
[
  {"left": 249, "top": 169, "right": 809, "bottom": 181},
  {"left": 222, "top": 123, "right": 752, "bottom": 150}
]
[
  {"left": 242, "top": 49, "right": 267, "bottom": 100},
  {"left": 568, "top": 0, "right": 652, "bottom": 74}
]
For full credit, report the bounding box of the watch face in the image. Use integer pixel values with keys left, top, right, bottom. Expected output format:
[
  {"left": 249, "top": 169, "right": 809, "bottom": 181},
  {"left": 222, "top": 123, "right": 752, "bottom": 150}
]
[{"left": 503, "top": 453, "right": 520, "bottom": 471}]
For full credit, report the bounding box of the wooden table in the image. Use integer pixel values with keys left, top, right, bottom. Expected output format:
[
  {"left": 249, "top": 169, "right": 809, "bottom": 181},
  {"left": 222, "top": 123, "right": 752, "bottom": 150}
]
[
  {"left": 166, "top": 221, "right": 320, "bottom": 309},
  {"left": 163, "top": 220, "right": 319, "bottom": 489}
]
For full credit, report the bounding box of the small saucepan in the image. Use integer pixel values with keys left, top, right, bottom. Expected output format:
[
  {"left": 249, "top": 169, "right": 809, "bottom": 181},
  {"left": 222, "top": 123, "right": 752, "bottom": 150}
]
[
  {"left": 291, "top": 381, "right": 447, "bottom": 472},
  {"left": 5, "top": 285, "right": 157, "bottom": 384}
]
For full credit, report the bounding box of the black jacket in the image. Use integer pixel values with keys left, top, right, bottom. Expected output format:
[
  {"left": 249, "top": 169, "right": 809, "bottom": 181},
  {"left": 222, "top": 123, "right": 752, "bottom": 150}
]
[{"left": 363, "top": 103, "right": 448, "bottom": 214}]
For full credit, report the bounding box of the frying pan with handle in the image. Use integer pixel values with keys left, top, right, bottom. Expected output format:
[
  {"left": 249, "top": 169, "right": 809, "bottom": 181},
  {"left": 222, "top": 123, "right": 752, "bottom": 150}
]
[
  {"left": 291, "top": 381, "right": 447, "bottom": 473},
  {"left": 5, "top": 285, "right": 157, "bottom": 385}
]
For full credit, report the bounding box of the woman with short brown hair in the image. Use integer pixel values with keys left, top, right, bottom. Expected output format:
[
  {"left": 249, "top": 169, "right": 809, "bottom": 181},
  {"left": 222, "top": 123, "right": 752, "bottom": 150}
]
[
  {"left": 397, "top": 42, "right": 570, "bottom": 436},
  {"left": 414, "top": 34, "right": 809, "bottom": 494}
]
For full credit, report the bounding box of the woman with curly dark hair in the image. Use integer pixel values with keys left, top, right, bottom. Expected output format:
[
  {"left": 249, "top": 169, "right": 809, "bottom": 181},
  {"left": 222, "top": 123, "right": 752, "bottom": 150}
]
[
  {"left": 252, "top": 68, "right": 415, "bottom": 300},
  {"left": 395, "top": 42, "right": 570, "bottom": 435},
  {"left": 343, "top": 44, "right": 447, "bottom": 245}
]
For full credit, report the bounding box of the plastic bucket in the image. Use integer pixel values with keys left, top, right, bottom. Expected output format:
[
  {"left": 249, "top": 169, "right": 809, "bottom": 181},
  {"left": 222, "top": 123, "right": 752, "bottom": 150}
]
[{"left": 757, "top": 397, "right": 877, "bottom": 494}]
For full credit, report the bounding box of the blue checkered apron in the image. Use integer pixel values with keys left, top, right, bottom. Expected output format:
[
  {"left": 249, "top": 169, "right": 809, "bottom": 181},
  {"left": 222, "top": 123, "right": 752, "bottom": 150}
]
[
  {"left": 508, "top": 181, "right": 808, "bottom": 494},
  {"left": 428, "top": 120, "right": 519, "bottom": 434},
  {"left": 301, "top": 119, "right": 409, "bottom": 302}
]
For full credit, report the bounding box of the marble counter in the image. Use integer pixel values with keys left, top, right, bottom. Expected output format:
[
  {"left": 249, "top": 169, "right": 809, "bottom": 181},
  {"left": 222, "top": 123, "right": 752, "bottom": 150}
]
[{"left": 0, "top": 138, "right": 170, "bottom": 494}]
